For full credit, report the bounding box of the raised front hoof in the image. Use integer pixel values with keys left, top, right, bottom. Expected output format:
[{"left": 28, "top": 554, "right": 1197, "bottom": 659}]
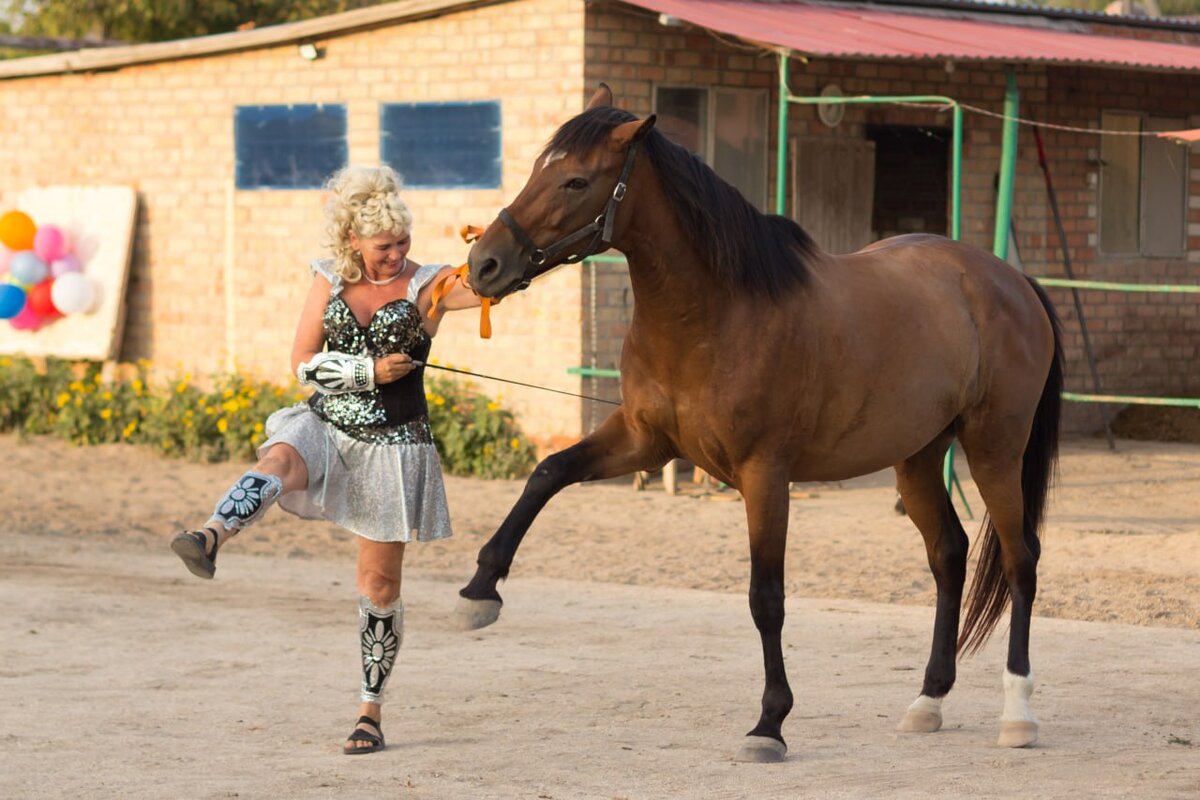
[
  {"left": 997, "top": 720, "right": 1039, "bottom": 748},
  {"left": 455, "top": 596, "right": 502, "bottom": 631},
  {"left": 896, "top": 708, "right": 943, "bottom": 733},
  {"left": 733, "top": 736, "right": 787, "bottom": 763}
]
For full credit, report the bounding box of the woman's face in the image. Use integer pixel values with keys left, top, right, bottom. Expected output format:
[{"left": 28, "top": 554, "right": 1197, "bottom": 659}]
[{"left": 351, "top": 230, "right": 412, "bottom": 275}]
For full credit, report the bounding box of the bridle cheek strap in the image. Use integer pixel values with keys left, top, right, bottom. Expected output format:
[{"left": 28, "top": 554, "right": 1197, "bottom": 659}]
[{"left": 498, "top": 140, "right": 640, "bottom": 289}]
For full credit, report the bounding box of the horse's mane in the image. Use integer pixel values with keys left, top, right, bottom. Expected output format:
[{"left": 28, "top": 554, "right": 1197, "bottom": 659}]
[{"left": 544, "top": 106, "right": 817, "bottom": 298}]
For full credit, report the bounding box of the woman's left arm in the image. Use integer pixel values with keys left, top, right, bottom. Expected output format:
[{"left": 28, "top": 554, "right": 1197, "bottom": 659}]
[{"left": 427, "top": 265, "right": 484, "bottom": 315}]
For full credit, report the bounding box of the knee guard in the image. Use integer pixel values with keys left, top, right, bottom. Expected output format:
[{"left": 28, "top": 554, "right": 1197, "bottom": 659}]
[
  {"left": 209, "top": 471, "right": 283, "bottom": 531},
  {"left": 359, "top": 596, "right": 404, "bottom": 704}
]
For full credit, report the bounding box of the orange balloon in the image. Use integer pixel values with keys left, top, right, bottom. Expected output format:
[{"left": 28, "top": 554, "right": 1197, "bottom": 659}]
[{"left": 0, "top": 210, "right": 36, "bottom": 251}]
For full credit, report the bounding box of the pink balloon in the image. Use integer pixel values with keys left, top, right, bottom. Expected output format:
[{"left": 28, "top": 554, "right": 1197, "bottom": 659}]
[
  {"left": 50, "top": 253, "right": 81, "bottom": 277},
  {"left": 0, "top": 243, "right": 11, "bottom": 272},
  {"left": 33, "top": 225, "right": 66, "bottom": 263},
  {"left": 9, "top": 302, "right": 43, "bottom": 331}
]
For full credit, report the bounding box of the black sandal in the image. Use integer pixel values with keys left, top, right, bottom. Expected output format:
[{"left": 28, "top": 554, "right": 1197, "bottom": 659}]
[
  {"left": 170, "top": 527, "right": 220, "bottom": 579},
  {"left": 343, "top": 715, "right": 385, "bottom": 755}
]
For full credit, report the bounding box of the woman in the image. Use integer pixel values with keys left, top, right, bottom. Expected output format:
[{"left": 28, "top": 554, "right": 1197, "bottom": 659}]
[{"left": 170, "top": 164, "right": 480, "bottom": 755}]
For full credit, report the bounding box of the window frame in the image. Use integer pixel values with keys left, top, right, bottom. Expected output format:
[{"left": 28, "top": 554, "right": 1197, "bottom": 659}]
[
  {"left": 1098, "top": 110, "right": 1188, "bottom": 258},
  {"left": 652, "top": 84, "right": 770, "bottom": 211},
  {"left": 233, "top": 103, "right": 348, "bottom": 191},
  {"left": 379, "top": 100, "right": 503, "bottom": 190}
]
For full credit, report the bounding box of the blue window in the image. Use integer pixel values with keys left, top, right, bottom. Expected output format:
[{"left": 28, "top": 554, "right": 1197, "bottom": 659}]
[
  {"left": 380, "top": 101, "right": 501, "bottom": 189},
  {"left": 235, "top": 104, "right": 348, "bottom": 189}
]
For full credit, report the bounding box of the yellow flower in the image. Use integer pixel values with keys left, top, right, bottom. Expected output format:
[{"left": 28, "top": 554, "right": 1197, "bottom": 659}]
[
  {"left": 161, "top": 438, "right": 173, "bottom": 450},
  {"left": 100, "top": 408, "right": 113, "bottom": 420},
  {"left": 510, "top": 438, "right": 520, "bottom": 449},
  {"left": 132, "top": 379, "right": 144, "bottom": 395},
  {"left": 433, "top": 396, "right": 445, "bottom": 406},
  {"left": 487, "top": 402, "right": 498, "bottom": 412},
  {"left": 56, "top": 392, "right": 70, "bottom": 408},
  {"left": 223, "top": 388, "right": 234, "bottom": 399},
  {"left": 74, "top": 396, "right": 82, "bottom": 407},
  {"left": 101, "top": 391, "right": 112, "bottom": 401},
  {"left": 69, "top": 381, "right": 83, "bottom": 392},
  {"left": 217, "top": 418, "right": 228, "bottom": 433},
  {"left": 254, "top": 422, "right": 264, "bottom": 433},
  {"left": 122, "top": 420, "right": 138, "bottom": 438},
  {"left": 175, "top": 381, "right": 188, "bottom": 394},
  {"left": 93, "top": 374, "right": 103, "bottom": 384}
]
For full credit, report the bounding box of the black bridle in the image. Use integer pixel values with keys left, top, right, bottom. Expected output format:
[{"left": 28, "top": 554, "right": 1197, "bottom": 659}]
[{"left": 496, "top": 140, "right": 640, "bottom": 291}]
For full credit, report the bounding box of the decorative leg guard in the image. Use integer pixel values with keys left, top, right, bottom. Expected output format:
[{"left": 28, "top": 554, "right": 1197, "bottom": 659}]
[
  {"left": 207, "top": 471, "right": 283, "bottom": 531},
  {"left": 359, "top": 597, "right": 404, "bottom": 704}
]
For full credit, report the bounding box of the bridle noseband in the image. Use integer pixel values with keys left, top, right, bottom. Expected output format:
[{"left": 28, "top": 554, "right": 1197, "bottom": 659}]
[{"left": 496, "top": 140, "right": 640, "bottom": 292}]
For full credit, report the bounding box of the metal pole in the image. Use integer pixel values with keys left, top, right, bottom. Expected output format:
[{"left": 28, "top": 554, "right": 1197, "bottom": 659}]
[
  {"left": 993, "top": 70, "right": 1019, "bottom": 259},
  {"left": 775, "top": 51, "right": 790, "bottom": 216},
  {"left": 951, "top": 103, "right": 963, "bottom": 240}
]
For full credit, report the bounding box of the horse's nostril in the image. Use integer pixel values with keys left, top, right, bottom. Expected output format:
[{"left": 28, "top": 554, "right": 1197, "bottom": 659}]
[{"left": 478, "top": 258, "right": 499, "bottom": 281}]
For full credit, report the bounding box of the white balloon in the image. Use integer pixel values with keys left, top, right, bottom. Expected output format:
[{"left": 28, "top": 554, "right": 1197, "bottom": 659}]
[{"left": 50, "top": 272, "right": 95, "bottom": 315}]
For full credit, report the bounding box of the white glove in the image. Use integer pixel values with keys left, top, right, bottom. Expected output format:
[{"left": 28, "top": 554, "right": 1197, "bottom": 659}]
[{"left": 297, "top": 351, "right": 375, "bottom": 395}]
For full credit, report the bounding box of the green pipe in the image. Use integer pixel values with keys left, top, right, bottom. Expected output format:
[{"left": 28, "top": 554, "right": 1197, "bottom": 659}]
[
  {"left": 776, "top": 51, "right": 790, "bottom": 215},
  {"left": 951, "top": 104, "right": 962, "bottom": 240},
  {"left": 992, "top": 70, "right": 1019, "bottom": 258},
  {"left": 568, "top": 366, "right": 620, "bottom": 378},
  {"left": 784, "top": 92, "right": 963, "bottom": 242},
  {"left": 1063, "top": 392, "right": 1200, "bottom": 408},
  {"left": 1033, "top": 277, "right": 1200, "bottom": 294}
]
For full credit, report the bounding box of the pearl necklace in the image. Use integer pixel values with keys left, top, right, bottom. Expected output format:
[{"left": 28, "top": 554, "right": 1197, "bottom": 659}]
[{"left": 363, "top": 257, "right": 408, "bottom": 286}]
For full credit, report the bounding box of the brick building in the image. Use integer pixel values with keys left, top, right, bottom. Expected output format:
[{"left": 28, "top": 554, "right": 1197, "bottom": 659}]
[{"left": 1, "top": 0, "right": 1197, "bottom": 447}]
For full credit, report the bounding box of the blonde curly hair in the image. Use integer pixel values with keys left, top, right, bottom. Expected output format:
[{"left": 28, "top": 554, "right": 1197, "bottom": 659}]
[{"left": 323, "top": 165, "right": 414, "bottom": 283}]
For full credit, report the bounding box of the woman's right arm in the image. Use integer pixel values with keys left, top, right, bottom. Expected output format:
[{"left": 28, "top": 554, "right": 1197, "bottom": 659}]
[{"left": 291, "top": 275, "right": 332, "bottom": 375}]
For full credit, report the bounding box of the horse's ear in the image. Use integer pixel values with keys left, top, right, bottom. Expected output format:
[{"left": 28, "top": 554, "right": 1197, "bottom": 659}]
[
  {"left": 586, "top": 82, "right": 613, "bottom": 110},
  {"left": 611, "top": 114, "right": 656, "bottom": 149}
]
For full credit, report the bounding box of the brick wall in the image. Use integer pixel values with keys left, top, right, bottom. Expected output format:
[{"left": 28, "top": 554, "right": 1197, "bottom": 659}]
[
  {"left": 583, "top": 2, "right": 1200, "bottom": 435},
  {"left": 0, "top": 0, "right": 588, "bottom": 448}
]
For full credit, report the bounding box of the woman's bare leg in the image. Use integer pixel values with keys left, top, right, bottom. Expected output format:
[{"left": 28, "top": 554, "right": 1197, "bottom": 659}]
[{"left": 346, "top": 537, "right": 406, "bottom": 752}]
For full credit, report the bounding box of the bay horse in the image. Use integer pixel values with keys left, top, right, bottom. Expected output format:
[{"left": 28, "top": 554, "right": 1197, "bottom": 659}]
[{"left": 457, "top": 84, "right": 1063, "bottom": 762}]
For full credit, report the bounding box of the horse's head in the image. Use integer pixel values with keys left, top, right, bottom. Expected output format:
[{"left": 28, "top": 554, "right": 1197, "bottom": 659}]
[{"left": 468, "top": 84, "right": 656, "bottom": 299}]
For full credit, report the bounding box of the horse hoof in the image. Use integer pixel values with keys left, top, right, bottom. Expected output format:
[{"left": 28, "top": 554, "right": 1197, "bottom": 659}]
[
  {"left": 896, "top": 708, "right": 943, "bottom": 733},
  {"left": 997, "top": 720, "right": 1039, "bottom": 748},
  {"left": 733, "top": 736, "right": 787, "bottom": 763},
  {"left": 455, "top": 597, "right": 502, "bottom": 631}
]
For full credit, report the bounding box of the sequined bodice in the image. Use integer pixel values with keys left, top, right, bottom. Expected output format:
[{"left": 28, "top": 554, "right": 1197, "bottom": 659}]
[{"left": 308, "top": 294, "right": 433, "bottom": 444}]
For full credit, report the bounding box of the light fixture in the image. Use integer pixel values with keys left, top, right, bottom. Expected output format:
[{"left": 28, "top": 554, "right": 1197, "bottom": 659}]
[
  {"left": 817, "top": 83, "right": 845, "bottom": 128},
  {"left": 658, "top": 13, "right": 683, "bottom": 27},
  {"left": 298, "top": 42, "right": 321, "bottom": 61}
]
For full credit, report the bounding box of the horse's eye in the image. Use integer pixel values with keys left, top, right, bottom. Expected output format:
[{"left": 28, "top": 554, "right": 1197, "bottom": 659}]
[{"left": 564, "top": 177, "right": 589, "bottom": 191}]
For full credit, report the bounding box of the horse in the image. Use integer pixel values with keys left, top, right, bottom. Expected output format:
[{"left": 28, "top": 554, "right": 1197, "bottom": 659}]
[{"left": 456, "top": 84, "right": 1063, "bottom": 763}]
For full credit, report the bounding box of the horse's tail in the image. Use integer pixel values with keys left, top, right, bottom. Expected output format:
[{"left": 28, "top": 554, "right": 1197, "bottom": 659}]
[{"left": 958, "top": 277, "right": 1063, "bottom": 655}]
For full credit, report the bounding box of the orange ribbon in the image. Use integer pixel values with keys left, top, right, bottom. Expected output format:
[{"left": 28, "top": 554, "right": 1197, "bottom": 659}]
[{"left": 428, "top": 225, "right": 492, "bottom": 338}]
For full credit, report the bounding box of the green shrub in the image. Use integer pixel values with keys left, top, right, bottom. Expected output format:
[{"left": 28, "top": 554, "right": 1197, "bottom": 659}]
[
  {"left": 426, "top": 371, "right": 538, "bottom": 479},
  {"left": 0, "top": 356, "right": 537, "bottom": 478}
]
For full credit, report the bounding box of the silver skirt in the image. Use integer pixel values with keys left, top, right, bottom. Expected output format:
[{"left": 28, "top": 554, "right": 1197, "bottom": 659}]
[{"left": 257, "top": 404, "right": 452, "bottom": 543}]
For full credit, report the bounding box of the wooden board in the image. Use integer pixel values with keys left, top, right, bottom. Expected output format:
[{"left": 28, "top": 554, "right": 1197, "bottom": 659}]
[{"left": 0, "top": 185, "right": 136, "bottom": 360}]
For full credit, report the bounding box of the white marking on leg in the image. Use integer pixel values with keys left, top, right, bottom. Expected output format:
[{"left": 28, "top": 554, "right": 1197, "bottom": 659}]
[
  {"left": 1001, "top": 669, "right": 1037, "bottom": 723},
  {"left": 907, "top": 694, "right": 944, "bottom": 716}
]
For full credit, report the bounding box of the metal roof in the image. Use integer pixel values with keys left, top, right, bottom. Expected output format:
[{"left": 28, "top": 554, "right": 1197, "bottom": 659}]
[{"left": 623, "top": 0, "right": 1200, "bottom": 72}]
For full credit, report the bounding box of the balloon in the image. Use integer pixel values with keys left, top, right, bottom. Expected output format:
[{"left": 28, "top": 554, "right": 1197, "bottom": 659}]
[
  {"left": 28, "top": 279, "right": 60, "bottom": 319},
  {"left": 0, "top": 210, "right": 36, "bottom": 251},
  {"left": 33, "top": 225, "right": 67, "bottom": 262},
  {"left": 50, "top": 271, "right": 95, "bottom": 314},
  {"left": 9, "top": 303, "right": 43, "bottom": 331},
  {"left": 0, "top": 283, "right": 24, "bottom": 319},
  {"left": 50, "top": 253, "right": 81, "bottom": 277},
  {"left": 10, "top": 251, "right": 48, "bottom": 285}
]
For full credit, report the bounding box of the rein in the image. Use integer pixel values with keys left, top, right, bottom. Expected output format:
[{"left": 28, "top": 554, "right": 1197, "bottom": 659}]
[{"left": 497, "top": 139, "right": 640, "bottom": 290}]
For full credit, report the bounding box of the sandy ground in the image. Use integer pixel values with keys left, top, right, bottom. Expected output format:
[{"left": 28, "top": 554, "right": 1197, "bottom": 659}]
[{"left": 1, "top": 433, "right": 1198, "bottom": 798}]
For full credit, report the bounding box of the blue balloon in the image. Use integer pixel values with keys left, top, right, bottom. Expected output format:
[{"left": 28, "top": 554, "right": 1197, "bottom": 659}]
[
  {"left": 10, "top": 250, "right": 48, "bottom": 285},
  {"left": 0, "top": 283, "right": 26, "bottom": 319}
]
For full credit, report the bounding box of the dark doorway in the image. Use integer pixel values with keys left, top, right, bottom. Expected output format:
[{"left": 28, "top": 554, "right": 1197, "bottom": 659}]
[{"left": 865, "top": 125, "right": 950, "bottom": 240}]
